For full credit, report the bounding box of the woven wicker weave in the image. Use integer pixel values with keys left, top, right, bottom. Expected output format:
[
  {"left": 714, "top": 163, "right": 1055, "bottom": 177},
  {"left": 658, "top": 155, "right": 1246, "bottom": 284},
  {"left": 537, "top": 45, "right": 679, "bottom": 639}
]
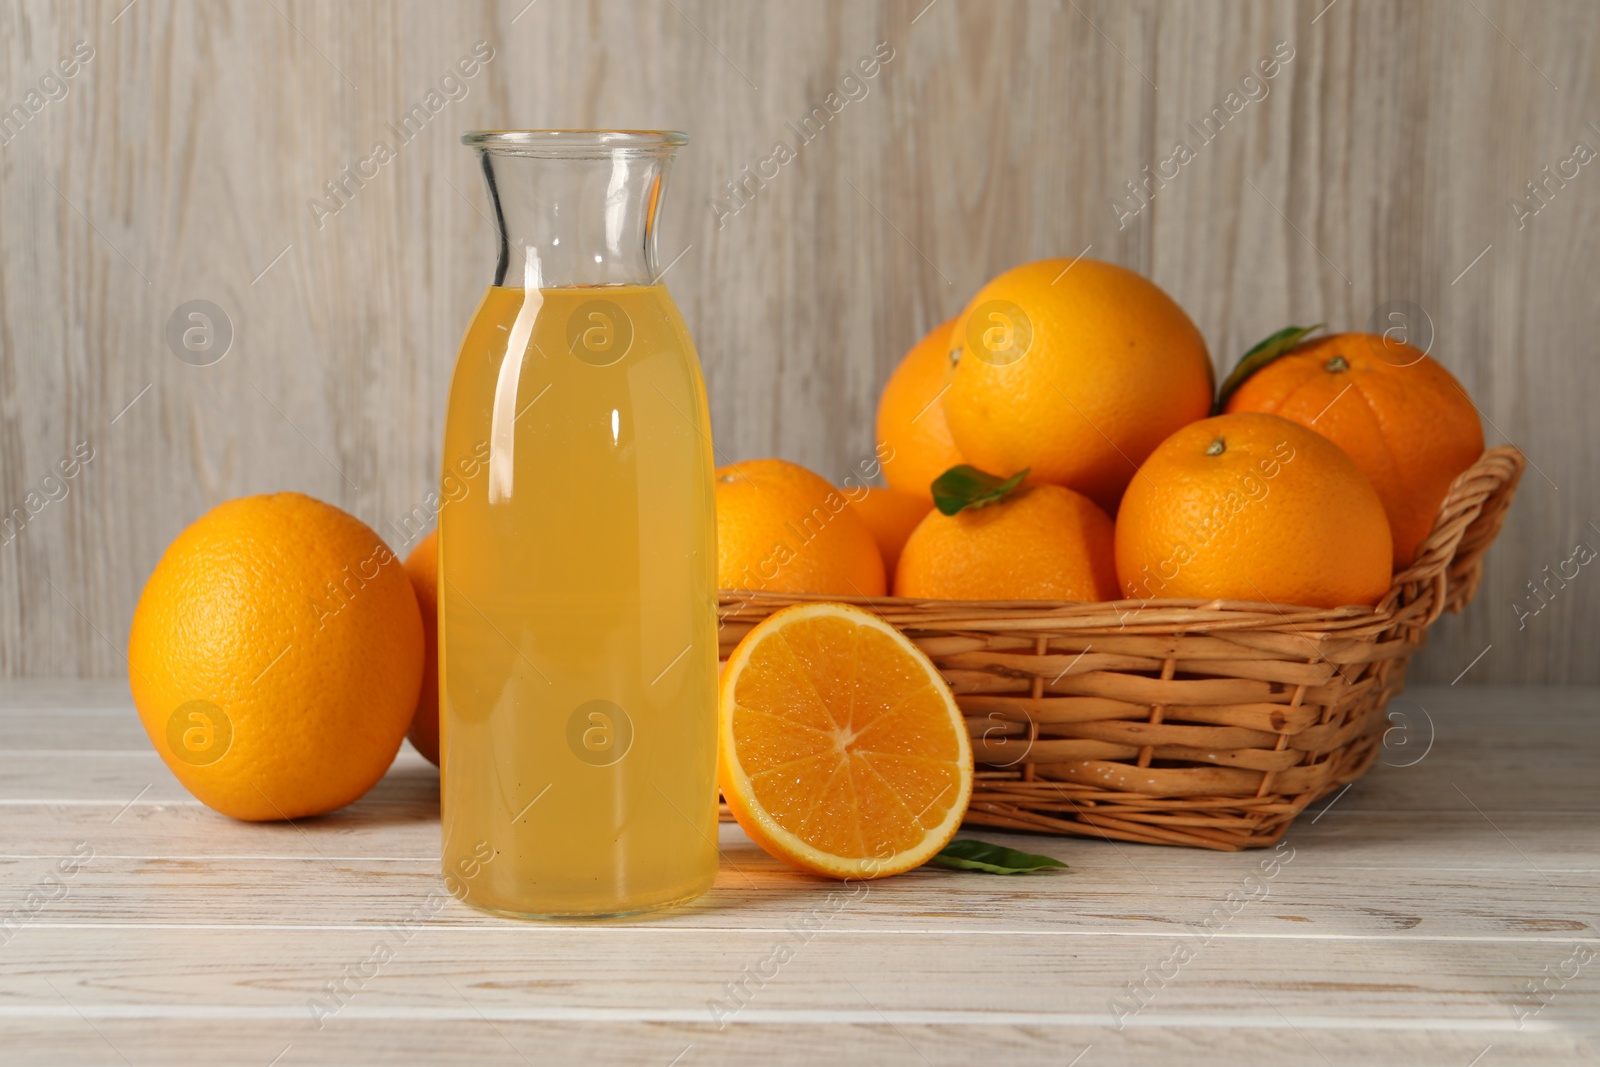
[{"left": 716, "top": 447, "right": 1524, "bottom": 851}]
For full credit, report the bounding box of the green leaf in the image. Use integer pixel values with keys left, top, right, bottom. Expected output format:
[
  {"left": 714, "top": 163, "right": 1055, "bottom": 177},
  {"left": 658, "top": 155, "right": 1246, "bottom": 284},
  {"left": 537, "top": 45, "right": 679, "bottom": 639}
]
[
  {"left": 1212, "top": 323, "right": 1326, "bottom": 415},
  {"left": 927, "top": 839, "right": 1069, "bottom": 874},
  {"left": 930, "top": 465, "right": 1030, "bottom": 516}
]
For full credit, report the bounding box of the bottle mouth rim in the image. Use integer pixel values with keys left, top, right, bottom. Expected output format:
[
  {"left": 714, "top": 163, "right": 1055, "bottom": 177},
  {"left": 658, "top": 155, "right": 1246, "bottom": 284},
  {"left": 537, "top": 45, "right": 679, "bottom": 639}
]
[{"left": 461, "top": 129, "right": 688, "bottom": 154}]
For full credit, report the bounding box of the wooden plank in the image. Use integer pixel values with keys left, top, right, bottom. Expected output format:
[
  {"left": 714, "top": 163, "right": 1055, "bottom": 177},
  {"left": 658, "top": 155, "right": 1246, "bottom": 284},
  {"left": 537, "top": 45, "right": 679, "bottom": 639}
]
[
  {"left": 0, "top": 1, "right": 1596, "bottom": 685},
  {"left": 1, "top": 928, "right": 1596, "bottom": 1029},
  {"left": 2, "top": 799, "right": 1596, "bottom": 873},
  {"left": 1, "top": 850, "right": 1595, "bottom": 938},
  {"left": 1, "top": 1020, "right": 1592, "bottom": 1067}
]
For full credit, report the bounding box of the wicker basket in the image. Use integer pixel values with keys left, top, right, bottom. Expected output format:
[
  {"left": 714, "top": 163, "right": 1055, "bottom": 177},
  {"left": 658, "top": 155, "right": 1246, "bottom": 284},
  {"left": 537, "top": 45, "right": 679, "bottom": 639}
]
[{"left": 717, "top": 447, "right": 1525, "bottom": 851}]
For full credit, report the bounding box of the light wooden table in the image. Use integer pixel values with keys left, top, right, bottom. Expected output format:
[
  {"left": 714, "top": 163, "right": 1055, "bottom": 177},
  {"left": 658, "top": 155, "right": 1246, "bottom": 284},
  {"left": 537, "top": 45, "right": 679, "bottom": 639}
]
[{"left": 1, "top": 682, "right": 1595, "bottom": 1065}]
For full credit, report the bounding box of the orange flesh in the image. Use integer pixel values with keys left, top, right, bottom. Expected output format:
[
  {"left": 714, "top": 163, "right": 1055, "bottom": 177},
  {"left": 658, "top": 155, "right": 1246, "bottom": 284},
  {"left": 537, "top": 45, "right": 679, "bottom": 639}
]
[{"left": 726, "top": 611, "right": 968, "bottom": 864}]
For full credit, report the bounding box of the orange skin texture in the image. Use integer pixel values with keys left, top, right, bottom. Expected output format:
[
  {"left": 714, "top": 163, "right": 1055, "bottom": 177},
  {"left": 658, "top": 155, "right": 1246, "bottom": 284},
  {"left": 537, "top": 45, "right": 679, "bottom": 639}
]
[
  {"left": 715, "top": 458, "right": 887, "bottom": 596},
  {"left": 849, "top": 486, "right": 932, "bottom": 576},
  {"left": 403, "top": 530, "right": 439, "bottom": 767},
  {"left": 1225, "top": 332, "right": 1484, "bottom": 568},
  {"left": 895, "top": 484, "right": 1119, "bottom": 601},
  {"left": 943, "top": 259, "right": 1214, "bottom": 513},
  {"left": 876, "top": 317, "right": 965, "bottom": 502},
  {"left": 1114, "top": 413, "right": 1393, "bottom": 609},
  {"left": 128, "top": 493, "right": 424, "bottom": 821}
]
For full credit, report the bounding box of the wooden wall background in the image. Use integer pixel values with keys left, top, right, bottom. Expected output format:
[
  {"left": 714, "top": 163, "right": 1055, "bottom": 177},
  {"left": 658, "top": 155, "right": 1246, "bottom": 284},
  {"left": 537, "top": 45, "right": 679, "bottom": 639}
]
[{"left": 0, "top": 0, "right": 1595, "bottom": 683}]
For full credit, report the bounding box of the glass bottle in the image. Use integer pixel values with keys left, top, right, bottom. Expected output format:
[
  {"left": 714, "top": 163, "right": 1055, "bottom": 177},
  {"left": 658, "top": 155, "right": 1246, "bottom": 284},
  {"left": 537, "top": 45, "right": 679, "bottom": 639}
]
[{"left": 439, "top": 130, "right": 718, "bottom": 918}]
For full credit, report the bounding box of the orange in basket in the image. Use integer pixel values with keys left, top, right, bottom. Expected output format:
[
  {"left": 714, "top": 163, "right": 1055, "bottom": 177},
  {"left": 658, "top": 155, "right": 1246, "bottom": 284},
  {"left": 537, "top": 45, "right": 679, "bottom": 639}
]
[
  {"left": 718, "top": 602, "right": 973, "bottom": 878},
  {"left": 942, "top": 258, "right": 1213, "bottom": 512},
  {"left": 877, "top": 317, "right": 965, "bottom": 503},
  {"left": 896, "top": 482, "right": 1118, "bottom": 601},
  {"left": 1115, "top": 413, "right": 1393, "bottom": 609},
  {"left": 1224, "top": 331, "right": 1485, "bottom": 568},
  {"left": 716, "top": 459, "right": 886, "bottom": 596}
]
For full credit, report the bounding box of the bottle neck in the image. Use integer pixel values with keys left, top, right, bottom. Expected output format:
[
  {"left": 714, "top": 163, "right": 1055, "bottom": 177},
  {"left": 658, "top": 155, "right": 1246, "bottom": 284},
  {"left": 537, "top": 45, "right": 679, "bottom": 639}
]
[{"left": 474, "top": 143, "right": 676, "bottom": 290}]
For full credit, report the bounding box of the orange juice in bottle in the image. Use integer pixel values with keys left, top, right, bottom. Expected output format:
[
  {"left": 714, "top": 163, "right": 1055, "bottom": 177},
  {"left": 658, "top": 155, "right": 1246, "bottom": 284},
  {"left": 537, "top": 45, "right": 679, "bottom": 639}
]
[{"left": 439, "top": 131, "right": 718, "bottom": 918}]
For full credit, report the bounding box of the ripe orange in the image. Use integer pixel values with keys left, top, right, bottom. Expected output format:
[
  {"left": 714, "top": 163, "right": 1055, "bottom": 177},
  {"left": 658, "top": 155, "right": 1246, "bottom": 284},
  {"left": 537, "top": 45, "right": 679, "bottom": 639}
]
[
  {"left": 715, "top": 459, "right": 886, "bottom": 596},
  {"left": 849, "top": 486, "right": 932, "bottom": 576},
  {"left": 876, "top": 318, "right": 965, "bottom": 501},
  {"left": 402, "top": 530, "right": 440, "bottom": 767},
  {"left": 718, "top": 601, "right": 972, "bottom": 878},
  {"left": 1114, "top": 413, "right": 1392, "bottom": 609},
  {"left": 895, "top": 485, "right": 1118, "bottom": 601},
  {"left": 942, "top": 259, "right": 1213, "bottom": 512},
  {"left": 128, "top": 493, "right": 424, "bottom": 821},
  {"left": 1224, "top": 332, "right": 1484, "bottom": 568}
]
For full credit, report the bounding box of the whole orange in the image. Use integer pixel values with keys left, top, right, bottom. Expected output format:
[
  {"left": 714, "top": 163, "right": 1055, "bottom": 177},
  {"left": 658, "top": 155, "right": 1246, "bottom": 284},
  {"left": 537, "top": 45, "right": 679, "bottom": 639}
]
[
  {"left": 128, "top": 493, "right": 424, "bottom": 821},
  {"left": 849, "top": 486, "right": 932, "bottom": 575},
  {"left": 402, "top": 529, "right": 440, "bottom": 767},
  {"left": 942, "top": 259, "right": 1213, "bottom": 512},
  {"left": 876, "top": 317, "right": 965, "bottom": 502},
  {"left": 716, "top": 459, "right": 886, "bottom": 596},
  {"left": 895, "top": 484, "right": 1118, "bottom": 601},
  {"left": 1114, "top": 413, "right": 1392, "bottom": 608},
  {"left": 1224, "top": 332, "right": 1484, "bottom": 568}
]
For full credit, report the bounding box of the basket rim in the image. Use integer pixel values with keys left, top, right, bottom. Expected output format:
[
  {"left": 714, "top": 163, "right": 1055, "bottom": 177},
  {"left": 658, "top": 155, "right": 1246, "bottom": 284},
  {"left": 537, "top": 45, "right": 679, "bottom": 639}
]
[{"left": 717, "top": 590, "right": 1384, "bottom": 634}]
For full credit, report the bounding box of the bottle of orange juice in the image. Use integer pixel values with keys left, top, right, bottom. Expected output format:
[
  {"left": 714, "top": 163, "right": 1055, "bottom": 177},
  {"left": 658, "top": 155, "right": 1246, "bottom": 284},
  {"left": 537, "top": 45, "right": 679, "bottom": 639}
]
[{"left": 439, "top": 131, "right": 718, "bottom": 917}]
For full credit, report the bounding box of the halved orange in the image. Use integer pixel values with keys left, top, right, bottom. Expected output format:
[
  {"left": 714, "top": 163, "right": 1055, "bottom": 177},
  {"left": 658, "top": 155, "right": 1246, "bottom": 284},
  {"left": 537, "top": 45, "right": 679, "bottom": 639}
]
[{"left": 718, "top": 602, "right": 973, "bottom": 879}]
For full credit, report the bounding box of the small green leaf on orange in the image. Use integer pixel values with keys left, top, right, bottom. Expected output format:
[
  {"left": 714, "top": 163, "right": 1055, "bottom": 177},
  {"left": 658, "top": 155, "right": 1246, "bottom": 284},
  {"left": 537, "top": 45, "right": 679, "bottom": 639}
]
[
  {"left": 930, "top": 465, "right": 1029, "bottom": 516},
  {"left": 1212, "top": 324, "right": 1326, "bottom": 415}
]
